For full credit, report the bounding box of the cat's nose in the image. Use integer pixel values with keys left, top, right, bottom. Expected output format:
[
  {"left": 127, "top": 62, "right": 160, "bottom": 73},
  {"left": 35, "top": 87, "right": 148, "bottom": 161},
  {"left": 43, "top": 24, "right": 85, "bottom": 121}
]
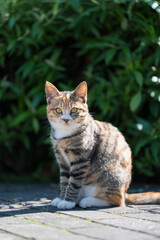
[{"left": 63, "top": 119, "right": 69, "bottom": 123}]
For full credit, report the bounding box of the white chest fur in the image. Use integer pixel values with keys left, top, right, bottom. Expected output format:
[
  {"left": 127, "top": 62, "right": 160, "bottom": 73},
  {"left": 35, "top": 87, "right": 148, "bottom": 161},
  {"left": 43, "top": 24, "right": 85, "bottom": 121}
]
[
  {"left": 50, "top": 121, "right": 80, "bottom": 140},
  {"left": 53, "top": 123, "right": 75, "bottom": 139}
]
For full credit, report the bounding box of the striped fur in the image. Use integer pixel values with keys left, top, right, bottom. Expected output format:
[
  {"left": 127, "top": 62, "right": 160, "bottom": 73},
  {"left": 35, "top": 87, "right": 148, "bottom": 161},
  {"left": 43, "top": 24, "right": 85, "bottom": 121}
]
[{"left": 45, "top": 81, "right": 160, "bottom": 209}]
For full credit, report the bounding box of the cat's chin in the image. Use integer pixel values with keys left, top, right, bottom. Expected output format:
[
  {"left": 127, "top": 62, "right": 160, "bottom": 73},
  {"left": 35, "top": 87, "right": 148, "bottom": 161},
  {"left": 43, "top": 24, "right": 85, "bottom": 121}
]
[
  {"left": 61, "top": 121, "right": 72, "bottom": 126},
  {"left": 50, "top": 121, "right": 80, "bottom": 139}
]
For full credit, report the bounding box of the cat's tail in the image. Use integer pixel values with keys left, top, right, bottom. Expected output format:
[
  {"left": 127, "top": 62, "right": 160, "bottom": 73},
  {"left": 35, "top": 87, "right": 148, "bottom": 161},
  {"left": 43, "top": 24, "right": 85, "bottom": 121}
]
[{"left": 125, "top": 192, "right": 160, "bottom": 205}]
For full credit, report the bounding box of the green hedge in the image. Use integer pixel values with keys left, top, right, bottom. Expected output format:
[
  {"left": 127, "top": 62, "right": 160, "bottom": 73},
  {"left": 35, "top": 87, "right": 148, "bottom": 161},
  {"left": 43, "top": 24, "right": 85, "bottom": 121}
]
[{"left": 0, "top": 0, "right": 160, "bottom": 183}]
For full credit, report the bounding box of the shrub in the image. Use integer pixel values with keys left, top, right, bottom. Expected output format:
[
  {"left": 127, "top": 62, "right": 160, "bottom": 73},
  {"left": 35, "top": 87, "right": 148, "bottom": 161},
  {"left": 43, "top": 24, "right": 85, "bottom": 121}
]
[{"left": 0, "top": 0, "right": 160, "bottom": 183}]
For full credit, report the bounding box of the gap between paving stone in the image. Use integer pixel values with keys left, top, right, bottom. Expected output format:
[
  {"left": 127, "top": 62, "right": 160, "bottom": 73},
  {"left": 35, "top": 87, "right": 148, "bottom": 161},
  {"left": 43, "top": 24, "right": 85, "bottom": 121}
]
[
  {"left": 0, "top": 211, "right": 158, "bottom": 240},
  {"left": 98, "top": 207, "right": 160, "bottom": 223},
  {"left": 1, "top": 200, "right": 160, "bottom": 239},
  {"left": 1, "top": 184, "right": 160, "bottom": 240},
  {"left": 56, "top": 211, "right": 160, "bottom": 239},
  {"left": 0, "top": 228, "right": 34, "bottom": 240},
  {"left": 127, "top": 206, "right": 160, "bottom": 217},
  {"left": 30, "top": 205, "right": 160, "bottom": 224},
  {"left": 0, "top": 213, "right": 101, "bottom": 240}
]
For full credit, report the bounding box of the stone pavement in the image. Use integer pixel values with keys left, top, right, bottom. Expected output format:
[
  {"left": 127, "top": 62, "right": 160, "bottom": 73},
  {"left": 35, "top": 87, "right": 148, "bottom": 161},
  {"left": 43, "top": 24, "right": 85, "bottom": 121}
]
[{"left": 0, "top": 184, "right": 160, "bottom": 240}]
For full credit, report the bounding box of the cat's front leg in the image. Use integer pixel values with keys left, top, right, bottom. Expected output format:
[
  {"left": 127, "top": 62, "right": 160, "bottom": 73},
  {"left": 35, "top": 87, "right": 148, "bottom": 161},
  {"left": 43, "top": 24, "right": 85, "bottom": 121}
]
[
  {"left": 51, "top": 164, "right": 69, "bottom": 207},
  {"left": 57, "top": 176, "right": 80, "bottom": 209},
  {"left": 57, "top": 163, "right": 87, "bottom": 209}
]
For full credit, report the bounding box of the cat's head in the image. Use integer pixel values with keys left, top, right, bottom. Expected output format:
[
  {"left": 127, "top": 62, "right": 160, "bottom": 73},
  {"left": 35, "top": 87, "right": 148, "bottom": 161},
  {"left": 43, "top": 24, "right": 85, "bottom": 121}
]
[{"left": 45, "top": 81, "right": 88, "bottom": 138}]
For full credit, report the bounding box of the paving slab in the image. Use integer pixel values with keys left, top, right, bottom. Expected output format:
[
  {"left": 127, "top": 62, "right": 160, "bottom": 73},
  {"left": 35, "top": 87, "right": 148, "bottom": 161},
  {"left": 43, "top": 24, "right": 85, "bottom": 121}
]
[
  {"left": 0, "top": 229, "right": 26, "bottom": 240},
  {"left": 100, "top": 209, "right": 160, "bottom": 222},
  {"left": 0, "top": 183, "right": 160, "bottom": 240}
]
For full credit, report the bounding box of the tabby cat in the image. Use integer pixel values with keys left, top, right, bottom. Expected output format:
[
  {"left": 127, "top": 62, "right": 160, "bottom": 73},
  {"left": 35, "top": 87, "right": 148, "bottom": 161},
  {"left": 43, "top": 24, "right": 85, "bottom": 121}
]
[{"left": 45, "top": 81, "right": 160, "bottom": 209}]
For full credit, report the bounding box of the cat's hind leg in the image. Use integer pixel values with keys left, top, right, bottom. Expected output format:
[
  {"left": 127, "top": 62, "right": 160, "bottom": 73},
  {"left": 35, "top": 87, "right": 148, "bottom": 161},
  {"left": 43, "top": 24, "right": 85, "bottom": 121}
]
[
  {"left": 96, "top": 188, "right": 126, "bottom": 207},
  {"left": 79, "top": 197, "right": 110, "bottom": 208}
]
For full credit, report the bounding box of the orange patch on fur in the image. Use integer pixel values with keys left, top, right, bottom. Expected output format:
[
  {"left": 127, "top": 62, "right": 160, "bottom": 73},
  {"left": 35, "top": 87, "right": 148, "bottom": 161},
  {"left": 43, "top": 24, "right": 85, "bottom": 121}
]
[
  {"left": 120, "top": 161, "right": 130, "bottom": 169},
  {"left": 95, "top": 187, "right": 125, "bottom": 206},
  {"left": 126, "top": 192, "right": 160, "bottom": 204}
]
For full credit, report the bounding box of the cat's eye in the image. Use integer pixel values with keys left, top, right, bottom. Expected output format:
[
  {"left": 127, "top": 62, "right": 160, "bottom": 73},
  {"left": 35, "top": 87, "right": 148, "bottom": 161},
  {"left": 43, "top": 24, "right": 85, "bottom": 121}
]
[
  {"left": 71, "top": 107, "right": 78, "bottom": 113},
  {"left": 55, "top": 108, "right": 62, "bottom": 114}
]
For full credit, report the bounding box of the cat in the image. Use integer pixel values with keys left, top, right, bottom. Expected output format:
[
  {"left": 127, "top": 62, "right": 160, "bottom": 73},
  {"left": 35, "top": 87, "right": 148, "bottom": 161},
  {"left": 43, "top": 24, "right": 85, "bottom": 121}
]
[{"left": 45, "top": 81, "right": 160, "bottom": 209}]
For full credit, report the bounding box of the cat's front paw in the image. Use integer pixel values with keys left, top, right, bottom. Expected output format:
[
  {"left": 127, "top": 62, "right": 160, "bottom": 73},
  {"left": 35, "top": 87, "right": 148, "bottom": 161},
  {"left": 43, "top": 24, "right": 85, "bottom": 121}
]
[
  {"left": 57, "top": 200, "right": 76, "bottom": 209},
  {"left": 51, "top": 197, "right": 62, "bottom": 207},
  {"left": 79, "top": 197, "right": 94, "bottom": 208}
]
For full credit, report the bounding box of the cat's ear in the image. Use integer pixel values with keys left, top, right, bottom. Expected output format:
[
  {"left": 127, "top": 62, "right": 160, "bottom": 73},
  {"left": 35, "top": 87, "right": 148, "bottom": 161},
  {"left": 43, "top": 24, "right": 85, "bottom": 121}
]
[
  {"left": 45, "top": 81, "right": 60, "bottom": 103},
  {"left": 73, "top": 81, "right": 87, "bottom": 103}
]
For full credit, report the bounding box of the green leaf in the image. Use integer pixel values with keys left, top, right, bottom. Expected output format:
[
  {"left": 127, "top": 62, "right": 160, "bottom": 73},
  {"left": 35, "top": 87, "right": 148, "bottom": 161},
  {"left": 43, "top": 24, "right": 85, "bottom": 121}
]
[
  {"left": 10, "top": 112, "right": 30, "bottom": 127},
  {"left": 151, "top": 141, "right": 160, "bottom": 164},
  {"left": 23, "top": 134, "right": 30, "bottom": 149},
  {"left": 7, "top": 40, "right": 16, "bottom": 52},
  {"left": 90, "top": 0, "right": 100, "bottom": 4},
  {"left": 136, "top": 117, "right": 152, "bottom": 131},
  {"left": 18, "top": 60, "right": 35, "bottom": 79},
  {"left": 135, "top": 137, "right": 151, "bottom": 155},
  {"left": 53, "top": 2, "right": 60, "bottom": 15},
  {"left": 130, "top": 91, "right": 142, "bottom": 112},
  {"left": 149, "top": 101, "right": 159, "bottom": 117},
  {"left": 25, "top": 98, "right": 35, "bottom": 113},
  {"left": 9, "top": 17, "right": 16, "bottom": 29},
  {"left": 134, "top": 71, "right": 143, "bottom": 87},
  {"left": 69, "top": 0, "right": 81, "bottom": 10},
  {"left": 37, "top": 105, "right": 46, "bottom": 115},
  {"left": 105, "top": 48, "right": 117, "bottom": 65},
  {"left": 141, "top": 168, "right": 154, "bottom": 177},
  {"left": 45, "top": 59, "right": 55, "bottom": 69},
  {"left": 32, "top": 118, "right": 39, "bottom": 133}
]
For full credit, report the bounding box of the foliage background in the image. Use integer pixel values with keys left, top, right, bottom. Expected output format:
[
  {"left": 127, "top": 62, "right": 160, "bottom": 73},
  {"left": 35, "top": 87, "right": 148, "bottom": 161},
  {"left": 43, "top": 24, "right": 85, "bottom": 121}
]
[{"left": 0, "top": 0, "right": 160, "bottom": 183}]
